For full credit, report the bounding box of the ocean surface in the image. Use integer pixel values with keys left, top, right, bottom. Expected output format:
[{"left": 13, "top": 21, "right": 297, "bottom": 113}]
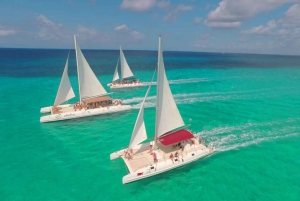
[{"left": 0, "top": 48, "right": 300, "bottom": 200}]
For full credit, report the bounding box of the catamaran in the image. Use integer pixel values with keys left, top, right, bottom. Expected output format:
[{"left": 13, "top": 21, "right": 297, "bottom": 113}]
[
  {"left": 40, "top": 36, "right": 131, "bottom": 123},
  {"left": 110, "top": 37, "right": 215, "bottom": 184},
  {"left": 107, "top": 46, "right": 144, "bottom": 89}
]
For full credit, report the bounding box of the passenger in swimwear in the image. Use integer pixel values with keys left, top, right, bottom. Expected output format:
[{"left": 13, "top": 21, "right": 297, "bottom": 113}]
[
  {"left": 148, "top": 145, "right": 153, "bottom": 153},
  {"left": 129, "top": 148, "right": 133, "bottom": 155},
  {"left": 169, "top": 153, "right": 174, "bottom": 163},
  {"left": 179, "top": 143, "right": 184, "bottom": 151},
  {"left": 153, "top": 152, "right": 158, "bottom": 163},
  {"left": 174, "top": 152, "right": 179, "bottom": 160}
]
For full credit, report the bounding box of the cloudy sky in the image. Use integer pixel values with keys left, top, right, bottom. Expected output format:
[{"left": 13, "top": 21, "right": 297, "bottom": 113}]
[{"left": 0, "top": 0, "right": 300, "bottom": 55}]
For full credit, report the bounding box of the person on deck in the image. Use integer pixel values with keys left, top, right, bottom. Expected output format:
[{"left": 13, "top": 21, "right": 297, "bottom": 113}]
[
  {"left": 148, "top": 145, "right": 153, "bottom": 153},
  {"left": 169, "top": 153, "right": 174, "bottom": 164},
  {"left": 153, "top": 152, "right": 158, "bottom": 163},
  {"left": 174, "top": 152, "right": 179, "bottom": 160}
]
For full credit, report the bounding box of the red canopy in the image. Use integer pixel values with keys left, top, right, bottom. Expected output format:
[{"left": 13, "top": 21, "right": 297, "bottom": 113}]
[{"left": 158, "top": 129, "right": 194, "bottom": 146}]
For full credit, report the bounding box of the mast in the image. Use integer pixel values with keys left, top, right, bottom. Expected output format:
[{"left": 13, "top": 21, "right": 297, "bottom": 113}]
[
  {"left": 154, "top": 37, "right": 161, "bottom": 148},
  {"left": 74, "top": 35, "right": 82, "bottom": 103},
  {"left": 128, "top": 69, "right": 156, "bottom": 151},
  {"left": 53, "top": 52, "right": 75, "bottom": 106},
  {"left": 112, "top": 58, "right": 120, "bottom": 82},
  {"left": 154, "top": 36, "right": 185, "bottom": 147},
  {"left": 120, "top": 46, "right": 134, "bottom": 80},
  {"left": 74, "top": 36, "right": 108, "bottom": 100}
]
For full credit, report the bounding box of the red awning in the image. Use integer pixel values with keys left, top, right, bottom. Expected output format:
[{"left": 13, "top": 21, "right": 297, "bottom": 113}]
[{"left": 158, "top": 129, "right": 194, "bottom": 146}]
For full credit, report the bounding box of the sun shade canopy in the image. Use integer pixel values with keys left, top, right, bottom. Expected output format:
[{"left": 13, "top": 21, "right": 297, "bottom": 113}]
[
  {"left": 157, "top": 129, "right": 194, "bottom": 146},
  {"left": 84, "top": 96, "right": 111, "bottom": 104}
]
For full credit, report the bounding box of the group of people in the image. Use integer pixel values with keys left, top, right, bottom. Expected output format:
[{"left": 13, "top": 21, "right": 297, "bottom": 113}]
[
  {"left": 73, "top": 99, "right": 121, "bottom": 111},
  {"left": 169, "top": 151, "right": 179, "bottom": 164},
  {"left": 112, "top": 79, "right": 141, "bottom": 85},
  {"left": 73, "top": 101, "right": 87, "bottom": 111}
]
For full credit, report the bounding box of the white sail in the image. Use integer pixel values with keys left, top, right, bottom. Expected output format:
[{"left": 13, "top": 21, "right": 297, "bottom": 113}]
[
  {"left": 120, "top": 46, "right": 134, "bottom": 79},
  {"left": 155, "top": 37, "right": 184, "bottom": 138},
  {"left": 128, "top": 71, "right": 155, "bottom": 149},
  {"left": 112, "top": 58, "right": 119, "bottom": 82},
  {"left": 74, "top": 35, "right": 107, "bottom": 100},
  {"left": 53, "top": 56, "right": 75, "bottom": 106}
]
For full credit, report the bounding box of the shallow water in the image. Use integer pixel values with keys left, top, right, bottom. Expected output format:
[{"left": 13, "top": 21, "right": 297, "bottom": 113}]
[{"left": 0, "top": 49, "right": 300, "bottom": 200}]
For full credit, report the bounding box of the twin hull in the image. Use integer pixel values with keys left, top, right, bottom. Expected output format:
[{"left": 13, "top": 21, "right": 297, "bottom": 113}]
[
  {"left": 110, "top": 142, "right": 215, "bottom": 184},
  {"left": 108, "top": 82, "right": 145, "bottom": 89},
  {"left": 40, "top": 104, "right": 72, "bottom": 114},
  {"left": 40, "top": 105, "right": 132, "bottom": 123}
]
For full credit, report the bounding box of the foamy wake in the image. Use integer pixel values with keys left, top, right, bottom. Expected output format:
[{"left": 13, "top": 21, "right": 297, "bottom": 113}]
[
  {"left": 122, "top": 86, "right": 295, "bottom": 109},
  {"left": 195, "top": 118, "right": 300, "bottom": 152},
  {"left": 143, "top": 77, "right": 209, "bottom": 86}
]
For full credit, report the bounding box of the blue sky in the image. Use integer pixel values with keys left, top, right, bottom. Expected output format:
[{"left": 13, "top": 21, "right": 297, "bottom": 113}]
[{"left": 0, "top": 0, "right": 299, "bottom": 55}]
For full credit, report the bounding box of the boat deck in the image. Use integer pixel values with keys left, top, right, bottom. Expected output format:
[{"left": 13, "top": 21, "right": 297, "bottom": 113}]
[
  {"left": 122, "top": 138, "right": 207, "bottom": 173},
  {"left": 51, "top": 104, "right": 120, "bottom": 114}
]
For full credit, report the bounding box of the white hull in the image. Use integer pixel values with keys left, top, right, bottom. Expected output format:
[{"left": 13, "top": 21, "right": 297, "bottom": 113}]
[
  {"left": 40, "top": 104, "right": 72, "bottom": 114},
  {"left": 107, "top": 82, "right": 145, "bottom": 89},
  {"left": 40, "top": 105, "right": 132, "bottom": 123},
  {"left": 123, "top": 146, "right": 214, "bottom": 184},
  {"left": 110, "top": 140, "right": 215, "bottom": 184}
]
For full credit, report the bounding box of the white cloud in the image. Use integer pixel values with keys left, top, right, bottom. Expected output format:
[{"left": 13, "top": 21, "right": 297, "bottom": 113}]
[
  {"left": 130, "top": 30, "right": 144, "bottom": 40},
  {"left": 193, "top": 17, "right": 202, "bottom": 25},
  {"left": 76, "top": 25, "right": 110, "bottom": 43},
  {"left": 279, "top": 3, "right": 300, "bottom": 27},
  {"left": 157, "top": 0, "right": 170, "bottom": 9},
  {"left": 114, "top": 24, "right": 129, "bottom": 31},
  {"left": 237, "top": 3, "right": 300, "bottom": 54},
  {"left": 242, "top": 20, "right": 277, "bottom": 35},
  {"left": 163, "top": 4, "right": 193, "bottom": 22},
  {"left": 120, "top": 0, "right": 156, "bottom": 12},
  {"left": 114, "top": 24, "right": 145, "bottom": 42},
  {"left": 37, "top": 14, "right": 68, "bottom": 41},
  {"left": 77, "top": 25, "right": 97, "bottom": 36},
  {"left": 204, "top": 21, "right": 241, "bottom": 28},
  {"left": 0, "top": 27, "right": 17, "bottom": 37},
  {"left": 205, "top": 0, "right": 297, "bottom": 28},
  {"left": 194, "top": 34, "right": 214, "bottom": 48}
]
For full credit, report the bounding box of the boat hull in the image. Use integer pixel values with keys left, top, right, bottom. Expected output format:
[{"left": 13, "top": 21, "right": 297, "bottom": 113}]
[
  {"left": 122, "top": 146, "right": 214, "bottom": 184},
  {"left": 40, "top": 104, "right": 72, "bottom": 114},
  {"left": 107, "top": 82, "right": 145, "bottom": 89},
  {"left": 40, "top": 105, "right": 132, "bottom": 123}
]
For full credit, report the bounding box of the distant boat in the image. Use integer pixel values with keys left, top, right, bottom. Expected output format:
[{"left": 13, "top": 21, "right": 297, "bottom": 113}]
[
  {"left": 110, "top": 36, "right": 215, "bottom": 184},
  {"left": 107, "top": 46, "right": 144, "bottom": 89},
  {"left": 40, "top": 36, "right": 131, "bottom": 123}
]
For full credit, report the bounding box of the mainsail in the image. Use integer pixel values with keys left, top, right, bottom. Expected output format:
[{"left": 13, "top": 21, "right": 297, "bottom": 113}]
[
  {"left": 74, "top": 35, "right": 107, "bottom": 101},
  {"left": 53, "top": 56, "right": 75, "bottom": 106},
  {"left": 112, "top": 58, "right": 120, "bottom": 82},
  {"left": 120, "top": 46, "right": 134, "bottom": 80},
  {"left": 155, "top": 37, "right": 184, "bottom": 138},
  {"left": 128, "top": 70, "right": 156, "bottom": 149}
]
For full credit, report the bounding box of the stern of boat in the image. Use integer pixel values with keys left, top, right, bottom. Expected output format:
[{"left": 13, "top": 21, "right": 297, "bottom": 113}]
[{"left": 110, "top": 151, "right": 123, "bottom": 160}]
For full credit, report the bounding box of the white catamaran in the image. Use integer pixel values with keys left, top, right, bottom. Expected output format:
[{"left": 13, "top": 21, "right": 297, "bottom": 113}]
[
  {"left": 110, "top": 37, "right": 215, "bottom": 184},
  {"left": 40, "top": 36, "right": 131, "bottom": 123},
  {"left": 107, "top": 46, "right": 144, "bottom": 89}
]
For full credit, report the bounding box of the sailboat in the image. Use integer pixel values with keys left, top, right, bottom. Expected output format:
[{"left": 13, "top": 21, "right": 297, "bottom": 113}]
[
  {"left": 107, "top": 46, "right": 144, "bottom": 89},
  {"left": 110, "top": 37, "right": 215, "bottom": 184},
  {"left": 40, "top": 36, "right": 132, "bottom": 123},
  {"left": 40, "top": 54, "right": 75, "bottom": 114}
]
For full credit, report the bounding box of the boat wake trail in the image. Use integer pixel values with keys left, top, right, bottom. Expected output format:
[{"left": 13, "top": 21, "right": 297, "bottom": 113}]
[
  {"left": 123, "top": 86, "right": 297, "bottom": 109},
  {"left": 143, "top": 77, "right": 209, "bottom": 86},
  {"left": 196, "top": 118, "right": 300, "bottom": 152}
]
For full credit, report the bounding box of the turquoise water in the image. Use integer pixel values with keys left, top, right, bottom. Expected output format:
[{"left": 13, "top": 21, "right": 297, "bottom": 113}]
[{"left": 0, "top": 49, "right": 300, "bottom": 200}]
